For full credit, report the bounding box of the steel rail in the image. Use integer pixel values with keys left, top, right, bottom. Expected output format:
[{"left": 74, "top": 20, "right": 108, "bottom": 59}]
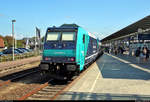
[
  {"left": 51, "top": 62, "right": 95, "bottom": 100},
  {"left": 17, "top": 61, "right": 95, "bottom": 100},
  {"left": 18, "top": 79, "right": 53, "bottom": 100},
  {"left": 0, "top": 69, "right": 39, "bottom": 87}
]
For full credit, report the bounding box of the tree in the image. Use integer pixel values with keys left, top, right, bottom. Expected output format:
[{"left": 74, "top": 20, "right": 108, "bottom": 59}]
[
  {"left": 41, "top": 36, "right": 44, "bottom": 42},
  {"left": 4, "top": 36, "right": 13, "bottom": 48},
  {"left": 0, "top": 35, "right": 4, "bottom": 39},
  {"left": 17, "top": 40, "right": 25, "bottom": 48}
]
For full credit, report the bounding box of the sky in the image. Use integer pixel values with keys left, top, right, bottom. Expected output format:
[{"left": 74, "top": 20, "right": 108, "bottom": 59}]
[{"left": 0, "top": 0, "right": 150, "bottom": 40}]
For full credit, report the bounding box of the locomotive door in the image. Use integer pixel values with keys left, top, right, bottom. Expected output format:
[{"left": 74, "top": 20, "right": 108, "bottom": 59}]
[{"left": 80, "top": 34, "right": 85, "bottom": 69}]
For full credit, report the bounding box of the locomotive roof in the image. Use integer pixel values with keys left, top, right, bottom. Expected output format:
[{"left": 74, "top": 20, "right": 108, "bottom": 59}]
[
  {"left": 47, "top": 26, "right": 78, "bottom": 31},
  {"left": 47, "top": 24, "right": 98, "bottom": 39},
  {"left": 60, "top": 24, "right": 79, "bottom": 28},
  {"left": 88, "top": 32, "right": 98, "bottom": 39}
]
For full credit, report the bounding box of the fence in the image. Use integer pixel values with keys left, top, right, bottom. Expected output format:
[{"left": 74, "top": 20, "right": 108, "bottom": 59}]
[{"left": 0, "top": 51, "right": 40, "bottom": 63}]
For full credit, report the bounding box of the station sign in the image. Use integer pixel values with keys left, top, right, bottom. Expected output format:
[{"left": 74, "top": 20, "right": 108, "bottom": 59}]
[{"left": 138, "top": 34, "right": 150, "bottom": 40}]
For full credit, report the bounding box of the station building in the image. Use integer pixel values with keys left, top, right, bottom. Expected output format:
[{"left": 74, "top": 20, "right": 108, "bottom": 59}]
[
  {"left": 0, "top": 37, "right": 5, "bottom": 49},
  {"left": 101, "top": 15, "right": 150, "bottom": 55}
]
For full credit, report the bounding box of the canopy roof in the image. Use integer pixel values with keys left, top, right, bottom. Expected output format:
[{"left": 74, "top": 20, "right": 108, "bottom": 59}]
[{"left": 101, "top": 15, "right": 150, "bottom": 42}]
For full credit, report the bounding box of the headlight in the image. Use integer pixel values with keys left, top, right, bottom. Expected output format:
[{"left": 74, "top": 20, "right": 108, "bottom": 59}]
[
  {"left": 69, "top": 57, "right": 75, "bottom": 61},
  {"left": 45, "top": 57, "right": 49, "bottom": 61},
  {"left": 70, "top": 57, "right": 75, "bottom": 61},
  {"left": 44, "top": 57, "right": 51, "bottom": 61}
]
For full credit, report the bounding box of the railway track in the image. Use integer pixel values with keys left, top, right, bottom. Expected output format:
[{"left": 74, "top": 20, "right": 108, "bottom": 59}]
[
  {"left": 0, "top": 60, "right": 40, "bottom": 78},
  {"left": 0, "top": 60, "right": 40, "bottom": 73},
  {"left": 17, "top": 62, "right": 94, "bottom": 100},
  {"left": 0, "top": 68, "right": 40, "bottom": 88},
  {"left": 0, "top": 55, "right": 101, "bottom": 100}
]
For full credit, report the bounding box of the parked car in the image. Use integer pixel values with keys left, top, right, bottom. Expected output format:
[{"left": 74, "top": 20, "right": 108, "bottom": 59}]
[
  {"left": 26, "top": 48, "right": 32, "bottom": 52},
  {"left": 0, "top": 52, "right": 4, "bottom": 56},
  {"left": 18, "top": 48, "right": 29, "bottom": 53},
  {"left": 15, "top": 48, "right": 24, "bottom": 53},
  {"left": 2, "top": 48, "right": 20, "bottom": 55},
  {"left": 18, "top": 48, "right": 32, "bottom": 52}
]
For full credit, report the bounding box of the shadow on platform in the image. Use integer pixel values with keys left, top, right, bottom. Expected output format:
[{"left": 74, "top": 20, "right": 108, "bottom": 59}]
[
  {"left": 96, "top": 54, "right": 150, "bottom": 80},
  {"left": 57, "top": 91, "right": 150, "bottom": 100}
]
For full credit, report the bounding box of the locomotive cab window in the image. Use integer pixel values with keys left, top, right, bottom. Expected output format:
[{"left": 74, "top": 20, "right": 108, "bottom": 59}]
[
  {"left": 46, "top": 32, "right": 61, "bottom": 41},
  {"left": 62, "top": 32, "right": 75, "bottom": 41}
]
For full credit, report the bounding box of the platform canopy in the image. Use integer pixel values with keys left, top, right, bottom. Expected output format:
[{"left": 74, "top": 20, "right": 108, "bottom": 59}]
[{"left": 101, "top": 15, "right": 150, "bottom": 43}]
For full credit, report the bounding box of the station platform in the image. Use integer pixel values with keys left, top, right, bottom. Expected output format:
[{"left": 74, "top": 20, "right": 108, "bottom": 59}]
[{"left": 56, "top": 53, "right": 150, "bottom": 100}]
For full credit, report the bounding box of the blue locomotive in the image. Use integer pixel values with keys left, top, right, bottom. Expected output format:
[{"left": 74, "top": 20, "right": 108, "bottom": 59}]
[{"left": 40, "top": 24, "right": 102, "bottom": 80}]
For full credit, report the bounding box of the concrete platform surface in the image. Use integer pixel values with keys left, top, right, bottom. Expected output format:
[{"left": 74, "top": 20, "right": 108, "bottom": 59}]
[{"left": 56, "top": 53, "right": 150, "bottom": 100}]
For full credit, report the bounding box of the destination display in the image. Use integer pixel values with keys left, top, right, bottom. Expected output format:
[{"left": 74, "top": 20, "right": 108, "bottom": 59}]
[{"left": 138, "top": 34, "right": 150, "bottom": 40}]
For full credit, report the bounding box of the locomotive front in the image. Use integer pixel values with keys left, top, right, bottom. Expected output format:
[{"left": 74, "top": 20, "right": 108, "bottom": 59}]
[{"left": 40, "top": 27, "right": 79, "bottom": 78}]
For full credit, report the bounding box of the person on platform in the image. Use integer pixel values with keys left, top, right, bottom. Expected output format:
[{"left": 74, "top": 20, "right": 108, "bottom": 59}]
[
  {"left": 145, "top": 47, "right": 149, "bottom": 61},
  {"left": 114, "top": 47, "right": 118, "bottom": 55},
  {"left": 135, "top": 47, "right": 141, "bottom": 63},
  {"left": 120, "top": 47, "right": 124, "bottom": 54},
  {"left": 142, "top": 47, "right": 147, "bottom": 62}
]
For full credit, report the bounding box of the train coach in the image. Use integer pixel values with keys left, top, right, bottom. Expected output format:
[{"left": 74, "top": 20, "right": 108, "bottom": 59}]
[{"left": 39, "top": 24, "right": 103, "bottom": 80}]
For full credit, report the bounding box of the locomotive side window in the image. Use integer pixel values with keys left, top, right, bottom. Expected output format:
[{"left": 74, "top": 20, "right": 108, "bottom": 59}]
[
  {"left": 46, "top": 32, "right": 61, "bottom": 41},
  {"left": 83, "top": 34, "right": 85, "bottom": 43},
  {"left": 62, "top": 32, "right": 75, "bottom": 41}
]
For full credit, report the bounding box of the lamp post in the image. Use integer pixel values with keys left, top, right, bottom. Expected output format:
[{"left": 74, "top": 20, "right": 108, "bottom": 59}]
[
  {"left": 15, "top": 34, "right": 17, "bottom": 49},
  {"left": 12, "top": 20, "right": 16, "bottom": 61}
]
